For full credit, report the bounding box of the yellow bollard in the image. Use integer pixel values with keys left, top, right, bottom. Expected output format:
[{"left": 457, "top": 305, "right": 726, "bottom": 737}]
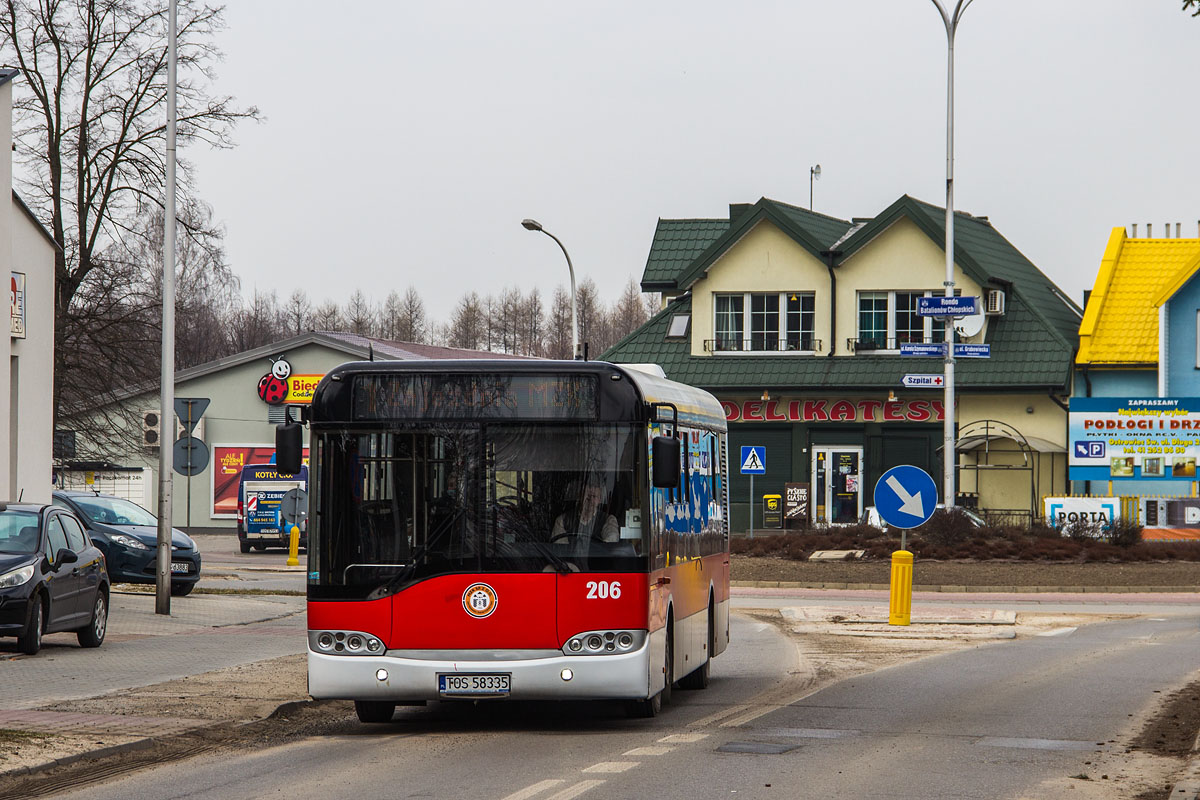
[
  {"left": 286, "top": 524, "right": 301, "bottom": 567},
  {"left": 888, "top": 549, "right": 913, "bottom": 626}
]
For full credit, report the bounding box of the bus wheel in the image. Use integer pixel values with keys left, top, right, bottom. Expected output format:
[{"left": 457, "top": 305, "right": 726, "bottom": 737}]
[
  {"left": 354, "top": 700, "right": 396, "bottom": 723},
  {"left": 661, "top": 628, "right": 674, "bottom": 705},
  {"left": 679, "top": 608, "right": 713, "bottom": 690},
  {"left": 627, "top": 630, "right": 672, "bottom": 718}
]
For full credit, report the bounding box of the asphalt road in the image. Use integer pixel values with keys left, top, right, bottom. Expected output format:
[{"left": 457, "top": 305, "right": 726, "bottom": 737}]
[{"left": 34, "top": 602, "right": 1200, "bottom": 800}]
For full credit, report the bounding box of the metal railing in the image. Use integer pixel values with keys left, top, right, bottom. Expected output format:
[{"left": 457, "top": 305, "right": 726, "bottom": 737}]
[
  {"left": 705, "top": 337, "right": 822, "bottom": 353},
  {"left": 846, "top": 335, "right": 940, "bottom": 353}
]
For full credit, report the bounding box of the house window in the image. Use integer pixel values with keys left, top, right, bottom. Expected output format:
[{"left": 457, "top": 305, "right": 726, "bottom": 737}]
[
  {"left": 856, "top": 290, "right": 951, "bottom": 351},
  {"left": 714, "top": 295, "right": 744, "bottom": 350},
  {"left": 786, "top": 293, "right": 815, "bottom": 350},
  {"left": 712, "top": 292, "right": 817, "bottom": 352},
  {"left": 666, "top": 314, "right": 690, "bottom": 339}
]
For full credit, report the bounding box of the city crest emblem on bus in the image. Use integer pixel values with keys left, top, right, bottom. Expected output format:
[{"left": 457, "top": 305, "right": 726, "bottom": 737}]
[{"left": 462, "top": 583, "right": 499, "bottom": 619}]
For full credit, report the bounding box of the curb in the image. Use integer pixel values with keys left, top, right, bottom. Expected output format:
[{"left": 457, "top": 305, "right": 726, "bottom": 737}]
[
  {"left": 1171, "top": 728, "right": 1200, "bottom": 800},
  {"left": 731, "top": 580, "right": 1200, "bottom": 593},
  {"left": 0, "top": 697, "right": 316, "bottom": 787}
]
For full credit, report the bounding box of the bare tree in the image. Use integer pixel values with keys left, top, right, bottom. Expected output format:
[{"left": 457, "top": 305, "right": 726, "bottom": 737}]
[
  {"left": 226, "top": 289, "right": 282, "bottom": 353},
  {"left": 344, "top": 289, "right": 377, "bottom": 336},
  {"left": 576, "top": 277, "right": 610, "bottom": 357},
  {"left": 545, "top": 286, "right": 573, "bottom": 360},
  {"left": 1, "top": 0, "right": 257, "bottom": 426},
  {"left": 397, "top": 286, "right": 427, "bottom": 343},
  {"left": 283, "top": 289, "right": 312, "bottom": 335},
  {"left": 518, "top": 288, "right": 545, "bottom": 356},
  {"left": 310, "top": 299, "right": 343, "bottom": 332},
  {"left": 448, "top": 292, "right": 486, "bottom": 350},
  {"left": 608, "top": 278, "right": 650, "bottom": 347}
]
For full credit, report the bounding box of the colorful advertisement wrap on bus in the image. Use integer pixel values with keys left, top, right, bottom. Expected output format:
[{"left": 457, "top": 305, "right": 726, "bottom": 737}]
[
  {"left": 212, "top": 444, "right": 309, "bottom": 518},
  {"left": 1068, "top": 398, "right": 1200, "bottom": 482}
]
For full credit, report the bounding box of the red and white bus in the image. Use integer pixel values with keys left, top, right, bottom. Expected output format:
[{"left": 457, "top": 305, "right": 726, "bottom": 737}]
[{"left": 275, "top": 360, "right": 730, "bottom": 721}]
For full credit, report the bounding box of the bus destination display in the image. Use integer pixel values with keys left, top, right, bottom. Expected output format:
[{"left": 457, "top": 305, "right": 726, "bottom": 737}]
[{"left": 353, "top": 374, "right": 599, "bottom": 421}]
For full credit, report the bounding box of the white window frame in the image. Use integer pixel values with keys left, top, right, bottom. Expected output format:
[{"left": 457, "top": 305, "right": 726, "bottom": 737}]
[
  {"left": 855, "top": 290, "right": 951, "bottom": 353},
  {"left": 711, "top": 291, "right": 817, "bottom": 354}
]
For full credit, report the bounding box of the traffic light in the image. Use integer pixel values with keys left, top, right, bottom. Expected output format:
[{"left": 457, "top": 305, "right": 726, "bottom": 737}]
[{"left": 142, "top": 410, "right": 161, "bottom": 448}]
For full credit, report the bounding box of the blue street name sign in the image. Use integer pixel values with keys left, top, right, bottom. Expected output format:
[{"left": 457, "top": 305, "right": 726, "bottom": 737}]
[
  {"left": 873, "top": 465, "right": 938, "bottom": 529},
  {"left": 953, "top": 343, "right": 991, "bottom": 358},
  {"left": 740, "top": 446, "right": 766, "bottom": 475},
  {"left": 917, "top": 296, "right": 980, "bottom": 318},
  {"left": 900, "top": 343, "right": 947, "bottom": 357}
]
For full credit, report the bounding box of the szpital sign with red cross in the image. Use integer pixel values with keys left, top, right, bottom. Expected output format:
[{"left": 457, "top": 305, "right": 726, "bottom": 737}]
[{"left": 902, "top": 374, "right": 944, "bottom": 388}]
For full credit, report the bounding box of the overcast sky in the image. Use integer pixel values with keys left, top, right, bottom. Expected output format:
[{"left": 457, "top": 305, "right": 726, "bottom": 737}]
[{"left": 187, "top": 1, "right": 1199, "bottom": 323}]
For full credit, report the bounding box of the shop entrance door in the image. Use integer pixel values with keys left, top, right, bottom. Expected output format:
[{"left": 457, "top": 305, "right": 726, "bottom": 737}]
[{"left": 812, "top": 447, "right": 864, "bottom": 525}]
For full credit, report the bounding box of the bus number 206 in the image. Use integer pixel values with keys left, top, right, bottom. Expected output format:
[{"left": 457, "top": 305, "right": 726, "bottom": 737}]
[{"left": 586, "top": 581, "right": 621, "bottom": 599}]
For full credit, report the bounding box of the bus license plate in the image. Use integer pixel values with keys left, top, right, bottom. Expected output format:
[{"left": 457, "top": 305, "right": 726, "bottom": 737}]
[
  {"left": 170, "top": 562, "right": 190, "bottom": 574},
  {"left": 438, "top": 673, "right": 511, "bottom": 697}
]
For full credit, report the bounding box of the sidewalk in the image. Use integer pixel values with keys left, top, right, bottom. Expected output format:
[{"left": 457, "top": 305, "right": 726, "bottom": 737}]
[{"left": 0, "top": 590, "right": 306, "bottom": 781}]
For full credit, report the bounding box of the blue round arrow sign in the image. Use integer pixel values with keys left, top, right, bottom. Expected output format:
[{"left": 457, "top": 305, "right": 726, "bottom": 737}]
[{"left": 873, "top": 465, "right": 937, "bottom": 529}]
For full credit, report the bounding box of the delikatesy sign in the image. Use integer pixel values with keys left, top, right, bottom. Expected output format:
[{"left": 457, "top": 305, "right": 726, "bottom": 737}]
[{"left": 1068, "top": 397, "right": 1200, "bottom": 482}]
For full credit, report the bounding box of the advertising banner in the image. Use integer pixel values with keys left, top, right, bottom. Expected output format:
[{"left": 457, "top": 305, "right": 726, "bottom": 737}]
[
  {"left": 1042, "top": 497, "right": 1119, "bottom": 529},
  {"left": 1068, "top": 397, "right": 1200, "bottom": 482},
  {"left": 211, "top": 444, "right": 309, "bottom": 518}
]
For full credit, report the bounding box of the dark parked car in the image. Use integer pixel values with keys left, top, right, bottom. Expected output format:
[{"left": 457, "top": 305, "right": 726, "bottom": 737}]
[
  {"left": 52, "top": 491, "right": 201, "bottom": 596},
  {"left": 0, "top": 502, "right": 109, "bottom": 654}
]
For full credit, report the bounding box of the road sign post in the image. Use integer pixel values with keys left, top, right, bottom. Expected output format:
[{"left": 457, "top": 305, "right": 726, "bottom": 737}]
[
  {"left": 740, "top": 446, "right": 766, "bottom": 538},
  {"left": 173, "top": 398, "right": 210, "bottom": 529},
  {"left": 873, "top": 464, "right": 937, "bottom": 626}
]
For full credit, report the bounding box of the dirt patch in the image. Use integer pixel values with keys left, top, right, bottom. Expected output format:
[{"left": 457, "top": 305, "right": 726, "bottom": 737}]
[
  {"left": 1132, "top": 677, "right": 1200, "bottom": 757},
  {"left": 732, "top": 556, "right": 1200, "bottom": 588}
]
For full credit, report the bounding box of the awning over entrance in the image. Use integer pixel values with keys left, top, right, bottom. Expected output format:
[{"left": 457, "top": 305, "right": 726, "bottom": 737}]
[{"left": 955, "top": 434, "right": 1064, "bottom": 454}]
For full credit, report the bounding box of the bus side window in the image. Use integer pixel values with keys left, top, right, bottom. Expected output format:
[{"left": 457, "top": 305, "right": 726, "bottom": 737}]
[{"left": 709, "top": 435, "right": 717, "bottom": 499}]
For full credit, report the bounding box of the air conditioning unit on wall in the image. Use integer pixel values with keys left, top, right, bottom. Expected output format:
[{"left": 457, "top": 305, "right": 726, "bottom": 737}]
[{"left": 985, "top": 289, "right": 1006, "bottom": 315}]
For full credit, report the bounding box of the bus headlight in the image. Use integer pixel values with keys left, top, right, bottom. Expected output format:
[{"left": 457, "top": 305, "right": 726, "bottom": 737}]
[
  {"left": 562, "top": 629, "right": 646, "bottom": 657},
  {"left": 309, "top": 630, "right": 386, "bottom": 656}
]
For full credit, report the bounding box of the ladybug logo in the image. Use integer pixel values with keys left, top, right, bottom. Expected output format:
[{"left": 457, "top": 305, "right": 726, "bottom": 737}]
[
  {"left": 462, "top": 583, "right": 499, "bottom": 619},
  {"left": 257, "top": 357, "right": 292, "bottom": 404}
]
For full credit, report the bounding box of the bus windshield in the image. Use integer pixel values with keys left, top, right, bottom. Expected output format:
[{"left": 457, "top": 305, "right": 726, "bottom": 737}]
[{"left": 310, "top": 423, "right": 644, "bottom": 599}]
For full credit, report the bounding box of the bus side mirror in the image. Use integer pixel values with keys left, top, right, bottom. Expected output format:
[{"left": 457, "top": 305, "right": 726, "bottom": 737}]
[
  {"left": 652, "top": 435, "right": 680, "bottom": 488},
  {"left": 276, "top": 414, "right": 304, "bottom": 475}
]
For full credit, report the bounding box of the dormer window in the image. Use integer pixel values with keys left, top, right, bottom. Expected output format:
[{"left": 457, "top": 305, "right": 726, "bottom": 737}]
[
  {"left": 666, "top": 314, "right": 690, "bottom": 339},
  {"left": 710, "top": 292, "right": 816, "bottom": 353}
]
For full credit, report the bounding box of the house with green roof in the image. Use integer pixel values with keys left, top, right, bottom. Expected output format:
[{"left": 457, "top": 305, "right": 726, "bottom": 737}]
[
  {"left": 604, "top": 196, "right": 1081, "bottom": 528},
  {"left": 1072, "top": 225, "right": 1200, "bottom": 504}
]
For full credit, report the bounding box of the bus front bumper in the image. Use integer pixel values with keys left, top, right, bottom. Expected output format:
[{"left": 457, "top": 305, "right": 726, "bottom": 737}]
[{"left": 308, "top": 644, "right": 653, "bottom": 702}]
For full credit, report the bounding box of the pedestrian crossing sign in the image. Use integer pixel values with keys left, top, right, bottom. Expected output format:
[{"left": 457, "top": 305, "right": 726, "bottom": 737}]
[{"left": 740, "top": 446, "right": 766, "bottom": 475}]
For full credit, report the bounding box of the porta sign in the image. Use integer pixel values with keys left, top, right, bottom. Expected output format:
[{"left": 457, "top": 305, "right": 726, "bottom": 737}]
[{"left": 1043, "top": 497, "right": 1119, "bottom": 529}]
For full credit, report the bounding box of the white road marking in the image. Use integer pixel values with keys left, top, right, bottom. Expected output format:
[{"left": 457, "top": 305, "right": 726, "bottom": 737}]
[
  {"left": 689, "top": 703, "right": 751, "bottom": 728},
  {"left": 659, "top": 732, "right": 709, "bottom": 743},
  {"left": 501, "top": 779, "right": 566, "bottom": 800},
  {"left": 623, "top": 745, "right": 673, "bottom": 756},
  {"left": 582, "top": 762, "right": 638, "bottom": 774},
  {"left": 1036, "top": 627, "right": 1077, "bottom": 637},
  {"left": 544, "top": 780, "right": 606, "bottom": 800}
]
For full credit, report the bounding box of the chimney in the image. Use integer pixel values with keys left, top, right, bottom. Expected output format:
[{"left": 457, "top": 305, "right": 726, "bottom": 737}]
[
  {"left": 1148, "top": 223, "right": 1153, "bottom": 237},
  {"left": 1132, "top": 223, "right": 1138, "bottom": 237},
  {"left": 1178, "top": 222, "right": 1183, "bottom": 238}
]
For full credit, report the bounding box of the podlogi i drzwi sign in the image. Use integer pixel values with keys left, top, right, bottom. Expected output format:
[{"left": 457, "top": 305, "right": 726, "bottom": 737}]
[{"left": 1068, "top": 397, "right": 1200, "bottom": 481}]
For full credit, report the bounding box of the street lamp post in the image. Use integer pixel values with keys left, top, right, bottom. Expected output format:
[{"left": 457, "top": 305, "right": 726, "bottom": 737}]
[
  {"left": 522, "top": 219, "right": 582, "bottom": 360},
  {"left": 929, "top": 0, "right": 976, "bottom": 509},
  {"left": 809, "top": 164, "right": 821, "bottom": 210}
]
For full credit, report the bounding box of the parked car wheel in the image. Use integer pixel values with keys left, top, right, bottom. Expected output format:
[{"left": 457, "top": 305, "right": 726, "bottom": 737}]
[
  {"left": 171, "top": 582, "right": 194, "bottom": 597},
  {"left": 17, "top": 593, "right": 44, "bottom": 655},
  {"left": 239, "top": 541, "right": 251, "bottom": 554},
  {"left": 77, "top": 590, "right": 108, "bottom": 648}
]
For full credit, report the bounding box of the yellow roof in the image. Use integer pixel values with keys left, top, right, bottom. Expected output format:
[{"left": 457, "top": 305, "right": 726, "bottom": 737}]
[{"left": 1077, "top": 228, "right": 1200, "bottom": 365}]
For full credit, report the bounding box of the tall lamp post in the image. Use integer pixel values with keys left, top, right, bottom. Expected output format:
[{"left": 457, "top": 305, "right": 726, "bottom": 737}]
[
  {"left": 929, "top": 0, "right": 976, "bottom": 509},
  {"left": 809, "top": 164, "right": 821, "bottom": 210},
  {"left": 522, "top": 219, "right": 582, "bottom": 360}
]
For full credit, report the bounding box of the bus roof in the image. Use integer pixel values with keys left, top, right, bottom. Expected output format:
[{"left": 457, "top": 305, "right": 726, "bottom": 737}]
[{"left": 314, "top": 359, "right": 727, "bottom": 431}]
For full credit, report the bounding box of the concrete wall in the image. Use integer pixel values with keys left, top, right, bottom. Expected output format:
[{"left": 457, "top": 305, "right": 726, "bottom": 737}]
[{"left": 3, "top": 76, "right": 57, "bottom": 503}]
